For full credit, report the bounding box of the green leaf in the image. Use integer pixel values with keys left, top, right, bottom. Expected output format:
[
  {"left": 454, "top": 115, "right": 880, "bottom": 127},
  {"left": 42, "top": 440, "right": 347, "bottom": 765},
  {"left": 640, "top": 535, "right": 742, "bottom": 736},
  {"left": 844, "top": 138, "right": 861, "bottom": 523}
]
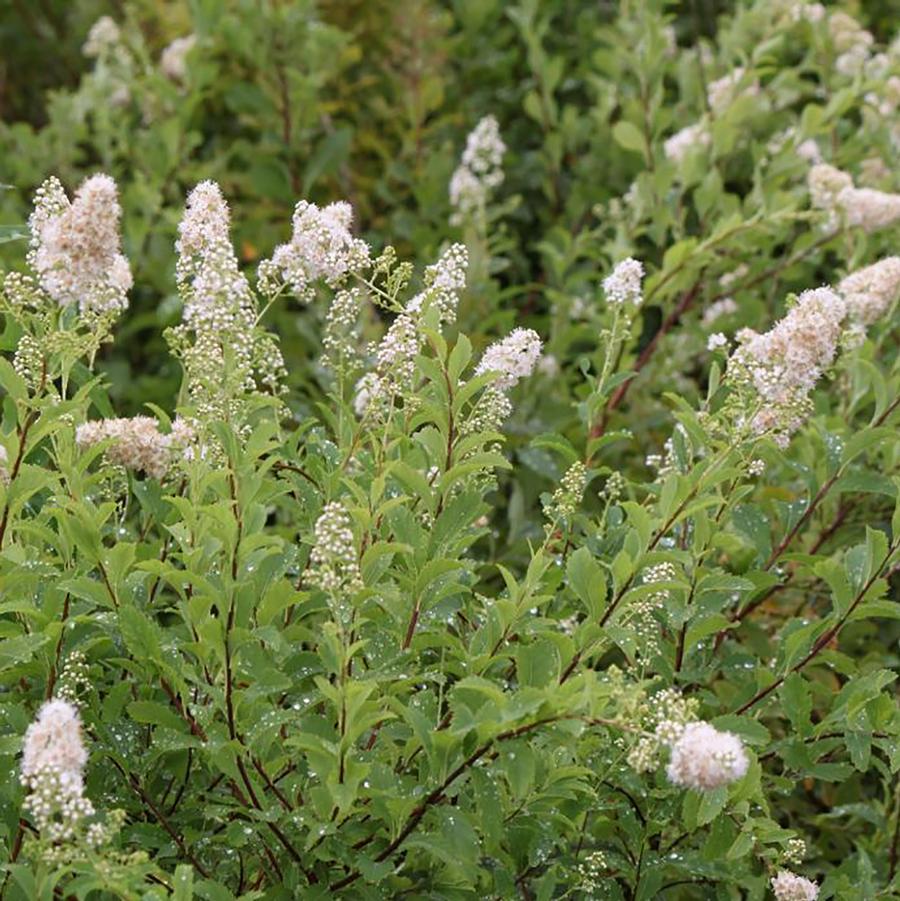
[{"left": 612, "top": 120, "right": 646, "bottom": 155}]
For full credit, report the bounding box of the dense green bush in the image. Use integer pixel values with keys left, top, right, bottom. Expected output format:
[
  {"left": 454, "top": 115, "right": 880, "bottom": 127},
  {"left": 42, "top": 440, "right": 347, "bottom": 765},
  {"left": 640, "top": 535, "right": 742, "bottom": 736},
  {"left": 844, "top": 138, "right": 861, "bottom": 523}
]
[{"left": 1, "top": 1, "right": 900, "bottom": 899}]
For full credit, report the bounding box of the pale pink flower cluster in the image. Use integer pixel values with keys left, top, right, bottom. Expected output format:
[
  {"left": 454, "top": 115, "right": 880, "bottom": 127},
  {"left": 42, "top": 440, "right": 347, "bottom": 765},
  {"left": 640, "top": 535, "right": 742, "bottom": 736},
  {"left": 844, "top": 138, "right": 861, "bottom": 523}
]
[
  {"left": 809, "top": 163, "right": 900, "bottom": 232},
  {"left": 20, "top": 700, "right": 94, "bottom": 842},
  {"left": 160, "top": 34, "right": 196, "bottom": 82},
  {"left": 449, "top": 115, "right": 506, "bottom": 223},
  {"left": 664, "top": 123, "right": 710, "bottom": 164},
  {"left": 475, "top": 328, "right": 543, "bottom": 391},
  {"left": 260, "top": 200, "right": 370, "bottom": 303},
  {"left": 603, "top": 258, "right": 645, "bottom": 306},
  {"left": 771, "top": 870, "right": 819, "bottom": 900},
  {"left": 837, "top": 257, "right": 900, "bottom": 325},
  {"left": 666, "top": 721, "right": 749, "bottom": 790},
  {"left": 76, "top": 416, "right": 194, "bottom": 479},
  {"left": 28, "top": 174, "right": 132, "bottom": 317},
  {"left": 829, "top": 11, "right": 873, "bottom": 76},
  {"left": 729, "top": 287, "right": 846, "bottom": 444}
]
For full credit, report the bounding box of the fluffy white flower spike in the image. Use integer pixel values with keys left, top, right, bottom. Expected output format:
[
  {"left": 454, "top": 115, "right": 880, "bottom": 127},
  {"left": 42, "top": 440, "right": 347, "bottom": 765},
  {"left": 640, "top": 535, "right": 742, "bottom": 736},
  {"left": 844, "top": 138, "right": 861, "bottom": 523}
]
[
  {"left": 20, "top": 700, "right": 95, "bottom": 843},
  {"left": 603, "top": 258, "right": 645, "bottom": 306},
  {"left": 475, "top": 328, "right": 543, "bottom": 391},
  {"left": 450, "top": 115, "right": 506, "bottom": 223},
  {"left": 160, "top": 35, "right": 196, "bottom": 82},
  {"left": 28, "top": 174, "right": 132, "bottom": 316},
  {"left": 837, "top": 257, "right": 900, "bottom": 325},
  {"left": 260, "top": 199, "right": 370, "bottom": 303},
  {"left": 727, "top": 287, "right": 846, "bottom": 444},
  {"left": 808, "top": 163, "right": 900, "bottom": 233},
  {"left": 666, "top": 721, "right": 749, "bottom": 790},
  {"left": 21, "top": 699, "right": 87, "bottom": 780}
]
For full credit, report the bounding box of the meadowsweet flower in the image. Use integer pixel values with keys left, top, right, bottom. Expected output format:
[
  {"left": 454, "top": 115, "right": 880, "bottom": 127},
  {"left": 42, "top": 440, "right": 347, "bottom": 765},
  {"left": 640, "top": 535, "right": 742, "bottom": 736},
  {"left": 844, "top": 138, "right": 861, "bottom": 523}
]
[
  {"left": 837, "top": 257, "right": 900, "bottom": 325},
  {"left": 707, "top": 332, "right": 728, "bottom": 351},
  {"left": 21, "top": 700, "right": 94, "bottom": 843},
  {"left": 771, "top": 871, "right": 819, "bottom": 901},
  {"left": 627, "top": 687, "right": 698, "bottom": 773},
  {"left": 859, "top": 157, "right": 891, "bottom": 186},
  {"left": 707, "top": 66, "right": 759, "bottom": 114},
  {"left": 796, "top": 139, "right": 821, "bottom": 164},
  {"left": 353, "top": 372, "right": 383, "bottom": 417},
  {"left": 828, "top": 11, "right": 872, "bottom": 54},
  {"left": 463, "top": 387, "right": 513, "bottom": 435},
  {"left": 702, "top": 297, "right": 739, "bottom": 325},
  {"left": 727, "top": 287, "right": 845, "bottom": 444},
  {"left": 259, "top": 200, "right": 369, "bottom": 303},
  {"left": 808, "top": 164, "right": 900, "bottom": 232},
  {"left": 475, "top": 328, "right": 542, "bottom": 391},
  {"left": 664, "top": 122, "right": 710, "bottom": 163},
  {"left": 76, "top": 416, "right": 194, "bottom": 479},
  {"left": 784, "top": 838, "right": 807, "bottom": 865},
  {"left": 789, "top": 2, "right": 825, "bottom": 24},
  {"left": 603, "top": 258, "right": 644, "bottom": 306},
  {"left": 405, "top": 243, "right": 468, "bottom": 325},
  {"left": 160, "top": 34, "right": 196, "bottom": 82},
  {"left": 666, "top": 721, "right": 749, "bottom": 790},
  {"left": 22, "top": 699, "right": 87, "bottom": 779},
  {"left": 544, "top": 460, "right": 588, "bottom": 526},
  {"left": 376, "top": 313, "right": 419, "bottom": 390},
  {"left": 322, "top": 288, "right": 363, "bottom": 374},
  {"left": 309, "top": 502, "right": 362, "bottom": 601},
  {"left": 83, "top": 16, "right": 121, "bottom": 58},
  {"left": 28, "top": 174, "right": 132, "bottom": 316},
  {"left": 449, "top": 115, "right": 506, "bottom": 223}
]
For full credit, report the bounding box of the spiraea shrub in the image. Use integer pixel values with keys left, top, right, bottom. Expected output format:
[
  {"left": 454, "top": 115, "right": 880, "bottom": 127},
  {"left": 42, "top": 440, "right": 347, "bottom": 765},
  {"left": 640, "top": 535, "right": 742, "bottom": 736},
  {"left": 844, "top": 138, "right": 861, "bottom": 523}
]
[{"left": 1, "top": 1, "right": 900, "bottom": 899}]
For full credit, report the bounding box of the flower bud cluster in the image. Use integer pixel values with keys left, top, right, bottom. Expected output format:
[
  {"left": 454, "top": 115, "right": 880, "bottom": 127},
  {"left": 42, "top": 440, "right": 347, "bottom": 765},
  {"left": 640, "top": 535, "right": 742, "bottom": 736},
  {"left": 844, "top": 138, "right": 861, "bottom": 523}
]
[
  {"left": 353, "top": 245, "right": 469, "bottom": 417},
  {"left": 405, "top": 243, "right": 468, "bottom": 326},
  {"left": 309, "top": 501, "right": 362, "bottom": 598},
  {"left": 664, "top": 123, "right": 710, "bottom": 164},
  {"left": 829, "top": 11, "right": 873, "bottom": 76},
  {"left": 543, "top": 460, "right": 588, "bottom": 528}
]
